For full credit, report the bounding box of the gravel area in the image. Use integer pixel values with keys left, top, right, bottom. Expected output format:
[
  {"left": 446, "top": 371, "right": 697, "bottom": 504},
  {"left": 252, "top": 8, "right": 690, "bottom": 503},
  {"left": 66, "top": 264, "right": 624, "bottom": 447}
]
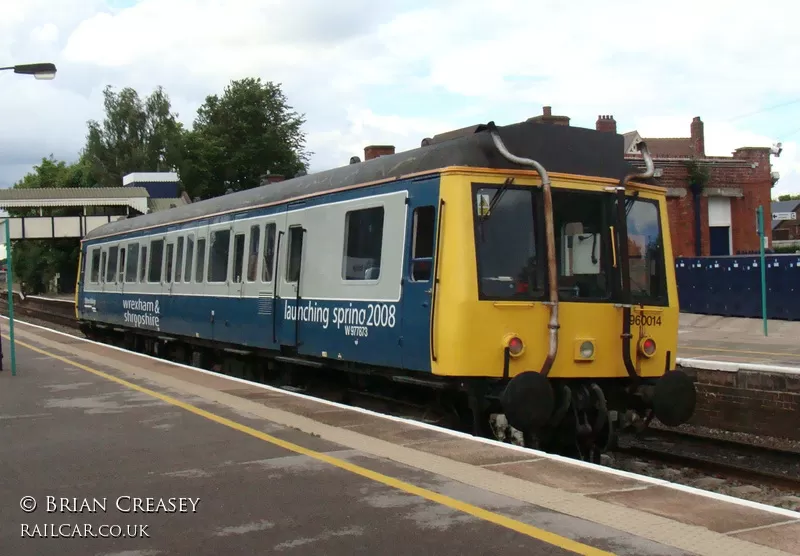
[{"left": 604, "top": 452, "right": 800, "bottom": 511}]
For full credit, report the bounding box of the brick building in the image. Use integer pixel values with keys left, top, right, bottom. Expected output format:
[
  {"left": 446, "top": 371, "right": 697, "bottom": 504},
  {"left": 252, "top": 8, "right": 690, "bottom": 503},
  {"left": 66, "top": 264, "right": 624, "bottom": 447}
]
[
  {"left": 356, "top": 106, "right": 779, "bottom": 257},
  {"left": 616, "top": 115, "right": 778, "bottom": 257}
]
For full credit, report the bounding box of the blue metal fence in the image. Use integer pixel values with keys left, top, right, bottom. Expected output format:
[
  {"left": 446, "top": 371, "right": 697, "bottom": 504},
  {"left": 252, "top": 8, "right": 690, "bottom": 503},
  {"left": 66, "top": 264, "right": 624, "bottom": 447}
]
[{"left": 675, "top": 255, "right": 800, "bottom": 320}]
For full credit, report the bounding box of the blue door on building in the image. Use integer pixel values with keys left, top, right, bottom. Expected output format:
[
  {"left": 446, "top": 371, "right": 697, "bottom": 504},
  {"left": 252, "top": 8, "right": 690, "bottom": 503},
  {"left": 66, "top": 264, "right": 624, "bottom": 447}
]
[{"left": 709, "top": 226, "right": 730, "bottom": 256}]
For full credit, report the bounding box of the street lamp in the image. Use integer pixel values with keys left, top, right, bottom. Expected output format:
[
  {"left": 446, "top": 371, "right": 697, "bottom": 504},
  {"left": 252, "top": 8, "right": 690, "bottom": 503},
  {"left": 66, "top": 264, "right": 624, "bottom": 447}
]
[{"left": 0, "top": 62, "right": 57, "bottom": 80}]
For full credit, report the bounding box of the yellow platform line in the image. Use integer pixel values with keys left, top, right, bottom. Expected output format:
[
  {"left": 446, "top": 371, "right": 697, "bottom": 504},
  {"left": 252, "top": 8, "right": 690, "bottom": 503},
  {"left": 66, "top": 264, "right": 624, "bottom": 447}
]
[{"left": 6, "top": 335, "right": 613, "bottom": 556}]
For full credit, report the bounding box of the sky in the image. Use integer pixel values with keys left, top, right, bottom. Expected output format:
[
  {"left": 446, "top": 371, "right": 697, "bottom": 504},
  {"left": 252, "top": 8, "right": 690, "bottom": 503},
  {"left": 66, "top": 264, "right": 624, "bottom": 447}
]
[{"left": 1, "top": 0, "right": 799, "bottom": 199}]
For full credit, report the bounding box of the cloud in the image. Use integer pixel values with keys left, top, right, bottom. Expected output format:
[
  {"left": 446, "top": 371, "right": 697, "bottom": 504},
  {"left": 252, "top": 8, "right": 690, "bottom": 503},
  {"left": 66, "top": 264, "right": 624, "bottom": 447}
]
[{"left": 0, "top": 0, "right": 797, "bottom": 198}]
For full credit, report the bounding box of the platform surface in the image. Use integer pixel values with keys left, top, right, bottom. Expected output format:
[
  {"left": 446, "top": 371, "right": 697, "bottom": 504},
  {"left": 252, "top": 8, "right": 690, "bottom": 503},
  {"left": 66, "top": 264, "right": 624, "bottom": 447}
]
[
  {"left": 678, "top": 313, "right": 800, "bottom": 368},
  {"left": 1, "top": 319, "right": 798, "bottom": 556}
]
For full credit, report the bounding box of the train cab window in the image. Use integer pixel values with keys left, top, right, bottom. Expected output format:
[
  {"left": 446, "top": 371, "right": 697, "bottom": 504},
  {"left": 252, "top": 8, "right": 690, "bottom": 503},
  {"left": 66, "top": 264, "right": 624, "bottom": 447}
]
[
  {"left": 106, "top": 246, "right": 118, "bottom": 284},
  {"left": 247, "top": 225, "right": 260, "bottom": 282},
  {"left": 175, "top": 237, "right": 185, "bottom": 283},
  {"left": 232, "top": 233, "right": 246, "bottom": 283},
  {"left": 195, "top": 238, "right": 207, "bottom": 283},
  {"left": 126, "top": 243, "right": 139, "bottom": 283},
  {"left": 410, "top": 206, "right": 435, "bottom": 281},
  {"left": 473, "top": 186, "right": 539, "bottom": 300},
  {"left": 342, "top": 207, "right": 384, "bottom": 281},
  {"left": 139, "top": 245, "right": 148, "bottom": 282},
  {"left": 118, "top": 248, "right": 126, "bottom": 283},
  {"left": 625, "top": 198, "right": 667, "bottom": 306},
  {"left": 208, "top": 229, "right": 231, "bottom": 283},
  {"left": 552, "top": 190, "right": 611, "bottom": 301},
  {"left": 286, "top": 226, "right": 304, "bottom": 283},
  {"left": 165, "top": 243, "right": 175, "bottom": 284},
  {"left": 184, "top": 235, "right": 194, "bottom": 283},
  {"left": 100, "top": 251, "right": 107, "bottom": 283},
  {"left": 90, "top": 249, "right": 101, "bottom": 283},
  {"left": 148, "top": 239, "right": 164, "bottom": 283},
  {"left": 262, "top": 223, "right": 276, "bottom": 282}
]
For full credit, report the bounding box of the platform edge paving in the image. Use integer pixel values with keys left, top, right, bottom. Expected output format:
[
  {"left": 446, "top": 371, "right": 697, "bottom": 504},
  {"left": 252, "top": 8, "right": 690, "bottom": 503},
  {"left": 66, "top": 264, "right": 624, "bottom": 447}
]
[{"left": 5, "top": 322, "right": 799, "bottom": 556}]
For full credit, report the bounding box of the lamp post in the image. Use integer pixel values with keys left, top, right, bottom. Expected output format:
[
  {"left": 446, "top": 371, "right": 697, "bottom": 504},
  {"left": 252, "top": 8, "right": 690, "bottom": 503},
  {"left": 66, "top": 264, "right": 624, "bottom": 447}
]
[
  {"left": 0, "top": 62, "right": 57, "bottom": 80},
  {"left": 0, "top": 61, "right": 54, "bottom": 374}
]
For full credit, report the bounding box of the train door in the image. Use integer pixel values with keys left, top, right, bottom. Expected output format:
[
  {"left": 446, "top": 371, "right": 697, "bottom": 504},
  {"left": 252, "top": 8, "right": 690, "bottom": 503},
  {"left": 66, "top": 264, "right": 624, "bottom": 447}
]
[
  {"left": 227, "top": 216, "right": 252, "bottom": 344},
  {"left": 401, "top": 193, "right": 440, "bottom": 371},
  {"left": 275, "top": 202, "right": 307, "bottom": 348},
  {"left": 258, "top": 216, "right": 282, "bottom": 349}
]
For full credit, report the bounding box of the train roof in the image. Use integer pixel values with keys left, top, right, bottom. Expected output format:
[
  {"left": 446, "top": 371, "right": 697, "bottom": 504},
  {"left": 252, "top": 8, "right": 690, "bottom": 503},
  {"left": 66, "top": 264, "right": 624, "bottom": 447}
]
[{"left": 84, "top": 119, "right": 643, "bottom": 240}]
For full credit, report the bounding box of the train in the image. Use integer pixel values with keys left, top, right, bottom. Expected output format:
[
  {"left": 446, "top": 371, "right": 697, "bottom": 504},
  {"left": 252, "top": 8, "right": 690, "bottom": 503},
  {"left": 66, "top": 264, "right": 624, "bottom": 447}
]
[{"left": 75, "top": 118, "right": 697, "bottom": 462}]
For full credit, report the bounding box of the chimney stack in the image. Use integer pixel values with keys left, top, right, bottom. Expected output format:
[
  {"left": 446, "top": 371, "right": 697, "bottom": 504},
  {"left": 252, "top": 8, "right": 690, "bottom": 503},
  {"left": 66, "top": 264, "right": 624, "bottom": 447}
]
[
  {"left": 596, "top": 115, "right": 617, "bottom": 134},
  {"left": 690, "top": 116, "right": 705, "bottom": 157},
  {"left": 527, "top": 105, "right": 570, "bottom": 126},
  {"left": 364, "top": 145, "right": 395, "bottom": 161},
  {"left": 259, "top": 174, "right": 285, "bottom": 186}
]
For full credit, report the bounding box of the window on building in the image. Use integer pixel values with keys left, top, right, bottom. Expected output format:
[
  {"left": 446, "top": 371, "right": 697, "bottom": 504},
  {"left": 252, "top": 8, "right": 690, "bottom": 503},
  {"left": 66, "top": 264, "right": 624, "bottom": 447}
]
[
  {"left": 126, "top": 243, "right": 139, "bottom": 283},
  {"left": 106, "top": 246, "right": 119, "bottom": 283},
  {"left": 175, "top": 237, "right": 184, "bottom": 283},
  {"left": 195, "top": 237, "right": 206, "bottom": 283},
  {"left": 139, "top": 245, "right": 148, "bottom": 282},
  {"left": 342, "top": 207, "right": 384, "bottom": 280},
  {"left": 232, "top": 232, "right": 245, "bottom": 283},
  {"left": 165, "top": 242, "right": 175, "bottom": 284},
  {"left": 148, "top": 239, "right": 164, "bottom": 283},
  {"left": 262, "top": 223, "right": 276, "bottom": 282},
  {"left": 247, "top": 225, "right": 260, "bottom": 282},
  {"left": 208, "top": 230, "right": 230, "bottom": 283},
  {"left": 184, "top": 235, "right": 194, "bottom": 282},
  {"left": 410, "top": 206, "right": 435, "bottom": 281},
  {"left": 286, "top": 226, "right": 304, "bottom": 283},
  {"left": 90, "top": 249, "right": 101, "bottom": 283}
]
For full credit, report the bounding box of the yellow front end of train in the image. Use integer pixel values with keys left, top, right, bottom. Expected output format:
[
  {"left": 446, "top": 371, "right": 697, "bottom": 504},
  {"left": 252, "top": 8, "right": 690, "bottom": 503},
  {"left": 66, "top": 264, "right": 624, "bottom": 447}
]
[{"left": 432, "top": 168, "right": 679, "bottom": 381}]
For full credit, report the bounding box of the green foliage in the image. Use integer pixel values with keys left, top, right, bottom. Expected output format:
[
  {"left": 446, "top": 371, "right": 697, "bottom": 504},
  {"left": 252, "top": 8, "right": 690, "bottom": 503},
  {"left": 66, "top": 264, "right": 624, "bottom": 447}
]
[
  {"left": 84, "top": 85, "right": 185, "bottom": 188},
  {"left": 10, "top": 77, "right": 310, "bottom": 292},
  {"left": 8, "top": 156, "right": 87, "bottom": 294},
  {"left": 776, "top": 194, "right": 800, "bottom": 201},
  {"left": 180, "top": 78, "right": 310, "bottom": 199},
  {"left": 684, "top": 158, "right": 710, "bottom": 195}
]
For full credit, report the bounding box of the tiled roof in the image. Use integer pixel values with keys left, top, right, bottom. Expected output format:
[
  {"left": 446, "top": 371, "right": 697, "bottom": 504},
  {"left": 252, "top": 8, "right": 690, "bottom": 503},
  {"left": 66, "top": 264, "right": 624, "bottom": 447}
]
[
  {"left": 642, "top": 138, "right": 694, "bottom": 157},
  {"left": 0, "top": 187, "right": 149, "bottom": 200}
]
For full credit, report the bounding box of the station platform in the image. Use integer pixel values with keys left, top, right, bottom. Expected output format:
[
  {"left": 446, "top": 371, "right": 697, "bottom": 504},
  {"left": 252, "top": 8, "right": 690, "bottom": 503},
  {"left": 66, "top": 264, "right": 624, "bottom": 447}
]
[
  {"left": 1, "top": 319, "right": 799, "bottom": 555},
  {"left": 678, "top": 313, "right": 800, "bottom": 368}
]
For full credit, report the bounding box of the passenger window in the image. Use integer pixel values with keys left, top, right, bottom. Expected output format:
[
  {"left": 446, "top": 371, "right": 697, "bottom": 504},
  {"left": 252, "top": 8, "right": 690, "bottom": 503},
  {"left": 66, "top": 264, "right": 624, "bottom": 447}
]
[
  {"left": 247, "top": 225, "right": 260, "bottom": 282},
  {"left": 232, "top": 232, "right": 246, "bottom": 283},
  {"left": 100, "top": 251, "right": 107, "bottom": 283},
  {"left": 195, "top": 238, "right": 206, "bottom": 283},
  {"left": 286, "top": 226, "right": 304, "bottom": 283},
  {"left": 208, "top": 230, "right": 230, "bottom": 283},
  {"left": 184, "top": 235, "right": 194, "bottom": 283},
  {"left": 139, "top": 245, "right": 148, "bottom": 282},
  {"left": 262, "top": 223, "right": 276, "bottom": 282},
  {"left": 175, "top": 237, "right": 184, "bottom": 283},
  {"left": 148, "top": 239, "right": 164, "bottom": 283},
  {"left": 342, "top": 206, "right": 384, "bottom": 280},
  {"left": 118, "top": 248, "right": 126, "bottom": 283},
  {"left": 165, "top": 243, "right": 175, "bottom": 284},
  {"left": 410, "top": 206, "right": 435, "bottom": 281},
  {"left": 90, "top": 249, "right": 101, "bottom": 283},
  {"left": 126, "top": 243, "right": 139, "bottom": 283},
  {"left": 106, "top": 246, "right": 118, "bottom": 283}
]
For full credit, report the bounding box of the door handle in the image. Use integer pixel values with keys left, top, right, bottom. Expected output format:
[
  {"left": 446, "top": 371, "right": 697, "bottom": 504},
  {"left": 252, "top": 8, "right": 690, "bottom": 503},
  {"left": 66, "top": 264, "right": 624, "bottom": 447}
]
[{"left": 425, "top": 288, "right": 432, "bottom": 294}]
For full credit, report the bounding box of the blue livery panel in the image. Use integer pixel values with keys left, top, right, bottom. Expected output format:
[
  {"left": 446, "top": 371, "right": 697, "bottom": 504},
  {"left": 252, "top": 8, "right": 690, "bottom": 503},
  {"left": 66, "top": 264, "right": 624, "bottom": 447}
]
[{"left": 78, "top": 175, "right": 442, "bottom": 374}]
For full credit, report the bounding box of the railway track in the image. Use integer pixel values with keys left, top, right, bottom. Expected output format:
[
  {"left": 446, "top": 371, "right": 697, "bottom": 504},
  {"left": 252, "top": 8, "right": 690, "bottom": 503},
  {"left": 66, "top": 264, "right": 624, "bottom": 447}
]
[
  {"left": 3, "top": 295, "right": 800, "bottom": 497},
  {"left": 615, "top": 427, "right": 800, "bottom": 491}
]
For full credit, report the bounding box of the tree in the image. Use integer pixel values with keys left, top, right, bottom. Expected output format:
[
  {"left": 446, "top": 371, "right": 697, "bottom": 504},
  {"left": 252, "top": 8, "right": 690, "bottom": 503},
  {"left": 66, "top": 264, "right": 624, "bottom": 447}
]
[
  {"left": 776, "top": 194, "right": 800, "bottom": 201},
  {"left": 83, "top": 85, "right": 185, "bottom": 188},
  {"left": 180, "top": 78, "right": 310, "bottom": 200},
  {"left": 7, "top": 156, "right": 89, "bottom": 294}
]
